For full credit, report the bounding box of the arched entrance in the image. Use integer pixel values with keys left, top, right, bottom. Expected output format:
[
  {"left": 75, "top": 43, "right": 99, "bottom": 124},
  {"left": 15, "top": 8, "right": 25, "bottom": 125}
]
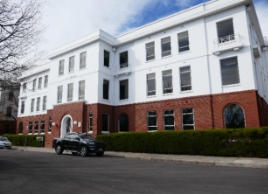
[
  {"left": 60, "top": 115, "right": 73, "bottom": 138},
  {"left": 118, "top": 114, "right": 129, "bottom": 132}
]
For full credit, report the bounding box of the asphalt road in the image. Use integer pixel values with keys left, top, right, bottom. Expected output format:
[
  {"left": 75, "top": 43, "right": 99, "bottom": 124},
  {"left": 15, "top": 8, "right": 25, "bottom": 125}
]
[{"left": 1, "top": 149, "right": 268, "bottom": 194}]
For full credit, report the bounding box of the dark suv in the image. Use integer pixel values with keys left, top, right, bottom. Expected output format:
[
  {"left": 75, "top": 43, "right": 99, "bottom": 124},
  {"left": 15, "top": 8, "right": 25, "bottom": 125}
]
[{"left": 53, "top": 133, "right": 105, "bottom": 157}]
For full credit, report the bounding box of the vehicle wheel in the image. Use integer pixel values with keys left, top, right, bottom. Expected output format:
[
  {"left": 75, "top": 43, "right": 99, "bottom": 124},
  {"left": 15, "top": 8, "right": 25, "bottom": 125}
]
[
  {"left": 80, "top": 146, "right": 88, "bottom": 157},
  {"left": 96, "top": 152, "right": 104, "bottom": 156},
  {"left": 55, "top": 144, "right": 63, "bottom": 155},
  {"left": 71, "top": 152, "right": 77, "bottom": 155}
]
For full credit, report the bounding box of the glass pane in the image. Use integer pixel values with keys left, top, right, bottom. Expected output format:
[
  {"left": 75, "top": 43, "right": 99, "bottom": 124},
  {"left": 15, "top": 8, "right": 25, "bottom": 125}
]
[
  {"left": 224, "top": 104, "right": 245, "bottom": 128},
  {"left": 164, "top": 110, "right": 174, "bottom": 115},
  {"left": 146, "top": 42, "right": 155, "bottom": 61},
  {"left": 119, "top": 114, "right": 129, "bottom": 132},
  {"left": 104, "top": 50, "right": 110, "bottom": 67},
  {"left": 221, "top": 57, "right": 239, "bottom": 86},
  {"left": 165, "top": 126, "right": 174, "bottom": 130},
  {"left": 102, "top": 114, "right": 108, "bottom": 131},
  {"left": 120, "top": 80, "right": 128, "bottom": 100},
  {"left": 147, "top": 79, "right": 155, "bottom": 96},
  {"left": 165, "top": 115, "right": 174, "bottom": 126},
  {"left": 182, "top": 108, "right": 193, "bottom": 114},
  {"left": 148, "top": 111, "right": 157, "bottom": 116},
  {"left": 103, "top": 80, "right": 109, "bottom": 100},
  {"left": 183, "top": 125, "right": 194, "bottom": 130},
  {"left": 217, "top": 19, "right": 234, "bottom": 41},
  {"left": 120, "top": 51, "right": 128, "bottom": 64},
  {"left": 183, "top": 114, "right": 194, "bottom": 125},
  {"left": 148, "top": 117, "right": 157, "bottom": 126},
  {"left": 148, "top": 126, "right": 157, "bottom": 131}
]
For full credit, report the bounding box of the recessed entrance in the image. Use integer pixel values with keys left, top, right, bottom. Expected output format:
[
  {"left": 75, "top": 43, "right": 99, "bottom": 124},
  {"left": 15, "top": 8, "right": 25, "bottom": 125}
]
[{"left": 60, "top": 115, "right": 73, "bottom": 138}]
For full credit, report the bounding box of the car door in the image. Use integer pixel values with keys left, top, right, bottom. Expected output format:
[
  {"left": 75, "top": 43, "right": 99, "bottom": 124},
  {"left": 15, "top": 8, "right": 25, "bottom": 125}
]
[
  {"left": 71, "top": 134, "right": 80, "bottom": 151},
  {"left": 62, "top": 134, "right": 72, "bottom": 150}
]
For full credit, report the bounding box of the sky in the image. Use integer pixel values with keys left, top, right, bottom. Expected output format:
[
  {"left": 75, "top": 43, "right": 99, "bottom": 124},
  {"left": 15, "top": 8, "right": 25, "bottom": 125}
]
[{"left": 38, "top": 0, "right": 268, "bottom": 58}]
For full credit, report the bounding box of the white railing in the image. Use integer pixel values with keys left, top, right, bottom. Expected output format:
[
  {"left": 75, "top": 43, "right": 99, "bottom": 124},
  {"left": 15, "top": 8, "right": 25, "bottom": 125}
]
[
  {"left": 219, "top": 34, "right": 235, "bottom": 44},
  {"left": 120, "top": 62, "right": 128, "bottom": 69}
]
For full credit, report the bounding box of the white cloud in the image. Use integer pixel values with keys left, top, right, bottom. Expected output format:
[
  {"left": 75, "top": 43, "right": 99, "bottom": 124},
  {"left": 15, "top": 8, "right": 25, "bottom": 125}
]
[
  {"left": 175, "top": 0, "right": 193, "bottom": 8},
  {"left": 254, "top": 0, "right": 268, "bottom": 40},
  {"left": 39, "top": 0, "right": 154, "bottom": 55}
]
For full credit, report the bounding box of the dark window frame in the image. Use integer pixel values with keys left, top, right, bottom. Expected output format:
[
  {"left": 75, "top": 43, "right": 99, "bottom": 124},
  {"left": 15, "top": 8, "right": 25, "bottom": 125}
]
[
  {"left": 103, "top": 79, "right": 109, "bottom": 100},
  {"left": 104, "top": 50, "right": 110, "bottom": 67},
  {"left": 182, "top": 108, "right": 195, "bottom": 130},
  {"left": 119, "top": 79, "right": 129, "bottom": 100},
  {"left": 147, "top": 111, "right": 157, "bottom": 131}
]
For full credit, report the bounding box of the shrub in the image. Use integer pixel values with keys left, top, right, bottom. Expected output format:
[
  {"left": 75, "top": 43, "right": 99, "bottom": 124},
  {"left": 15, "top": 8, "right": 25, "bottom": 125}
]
[
  {"left": 3, "top": 134, "right": 45, "bottom": 147},
  {"left": 97, "top": 128, "right": 268, "bottom": 158}
]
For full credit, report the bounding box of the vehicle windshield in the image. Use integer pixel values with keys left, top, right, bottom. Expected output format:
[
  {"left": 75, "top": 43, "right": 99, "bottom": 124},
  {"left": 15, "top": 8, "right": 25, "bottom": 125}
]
[
  {"left": 0, "top": 137, "right": 7, "bottom": 141},
  {"left": 79, "top": 134, "right": 95, "bottom": 141}
]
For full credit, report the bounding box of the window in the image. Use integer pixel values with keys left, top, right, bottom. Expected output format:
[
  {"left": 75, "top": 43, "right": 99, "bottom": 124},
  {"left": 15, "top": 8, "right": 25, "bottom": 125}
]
[
  {"left": 147, "top": 73, "right": 156, "bottom": 96},
  {"left": 180, "top": 66, "right": 192, "bottom": 91},
  {"left": 28, "top": 122, "right": 33, "bottom": 133},
  {"left": 32, "top": 79, "right": 36, "bottom": 91},
  {"left": 104, "top": 50, "right": 110, "bottom": 67},
  {"left": 120, "top": 51, "right": 128, "bottom": 68},
  {"left": 119, "top": 114, "right": 129, "bottom": 132},
  {"left": 48, "top": 117, "right": 52, "bottom": 133},
  {"left": 162, "top": 70, "right": 173, "bottom": 94},
  {"left": 31, "top": 98, "right": 35, "bottom": 112},
  {"left": 6, "top": 107, "right": 12, "bottom": 117},
  {"left": 44, "top": 75, "right": 48, "bottom": 88},
  {"left": 146, "top": 42, "right": 155, "bottom": 61},
  {"left": 18, "top": 122, "right": 23, "bottom": 134},
  {"left": 59, "top": 60, "right": 64, "bottom": 75},
  {"left": 23, "top": 83, "right": 27, "bottom": 93},
  {"left": 79, "top": 80, "right": 85, "bottom": 100},
  {"left": 103, "top": 80, "right": 109, "bottom": 100},
  {"left": 43, "top": 96, "right": 47, "bottom": 111},
  {"left": 182, "top": 108, "right": 194, "bottom": 130},
  {"left": 36, "top": 97, "right": 40, "bottom": 112},
  {"left": 67, "top": 83, "right": 73, "bottom": 102},
  {"left": 224, "top": 104, "right": 245, "bottom": 128},
  {"left": 147, "top": 111, "right": 157, "bottom": 131},
  {"left": 38, "top": 77, "right": 42, "bottom": 89},
  {"left": 102, "top": 114, "right": 109, "bottom": 132},
  {"left": 69, "top": 56, "right": 75, "bottom": 73},
  {"left": 217, "top": 19, "right": 235, "bottom": 44},
  {"left": 80, "top": 52, "right": 86, "bottom": 69},
  {"left": 119, "top": 79, "right": 128, "bottom": 100},
  {"left": 40, "top": 120, "right": 45, "bottom": 133},
  {"left": 164, "top": 110, "right": 174, "bottom": 130},
  {"left": 89, "top": 113, "right": 93, "bottom": 132},
  {"left": 178, "top": 31, "right": 190, "bottom": 52},
  {"left": 21, "top": 101, "right": 25, "bottom": 114},
  {"left": 161, "top": 37, "right": 171, "bottom": 57},
  {"left": 8, "top": 91, "right": 13, "bottom": 101},
  {"left": 57, "top": 86, "right": 63, "bottom": 103},
  {"left": 220, "top": 57, "right": 240, "bottom": 86},
  {"left": 34, "top": 121, "right": 39, "bottom": 134}
]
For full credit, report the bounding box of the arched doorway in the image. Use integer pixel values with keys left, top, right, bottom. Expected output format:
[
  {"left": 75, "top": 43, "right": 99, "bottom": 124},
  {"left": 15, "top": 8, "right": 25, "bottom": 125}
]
[
  {"left": 223, "top": 104, "right": 245, "bottom": 128},
  {"left": 60, "top": 115, "right": 73, "bottom": 138},
  {"left": 118, "top": 114, "right": 129, "bottom": 132},
  {"left": 18, "top": 122, "right": 23, "bottom": 134}
]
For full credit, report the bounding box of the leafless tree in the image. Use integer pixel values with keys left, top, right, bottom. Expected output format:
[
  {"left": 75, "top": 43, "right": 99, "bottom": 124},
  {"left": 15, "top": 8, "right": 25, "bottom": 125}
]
[{"left": 0, "top": 0, "right": 43, "bottom": 91}]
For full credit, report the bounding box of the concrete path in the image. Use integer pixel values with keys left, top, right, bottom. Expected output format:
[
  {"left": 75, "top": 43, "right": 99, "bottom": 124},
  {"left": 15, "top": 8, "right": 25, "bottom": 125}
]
[{"left": 13, "top": 146, "right": 268, "bottom": 169}]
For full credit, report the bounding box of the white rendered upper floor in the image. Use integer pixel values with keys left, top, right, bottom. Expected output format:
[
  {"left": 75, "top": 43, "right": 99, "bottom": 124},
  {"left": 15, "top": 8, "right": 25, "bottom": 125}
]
[{"left": 18, "top": 0, "right": 268, "bottom": 117}]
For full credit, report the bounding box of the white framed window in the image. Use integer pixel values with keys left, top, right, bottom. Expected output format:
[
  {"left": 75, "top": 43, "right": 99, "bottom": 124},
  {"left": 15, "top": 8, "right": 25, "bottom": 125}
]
[
  {"left": 59, "top": 60, "right": 64, "bottom": 75},
  {"left": 119, "top": 51, "right": 128, "bottom": 69},
  {"left": 147, "top": 73, "right": 156, "bottom": 96},
  {"left": 23, "top": 83, "right": 27, "bottom": 93},
  {"left": 21, "top": 101, "right": 25, "bottom": 114},
  {"left": 161, "top": 37, "right": 171, "bottom": 57},
  {"left": 119, "top": 79, "right": 128, "bottom": 100},
  {"left": 164, "top": 110, "right": 174, "bottom": 130},
  {"left": 89, "top": 113, "right": 93, "bottom": 132},
  {"left": 40, "top": 120, "right": 45, "bottom": 134},
  {"left": 104, "top": 50, "right": 110, "bottom": 67},
  {"left": 220, "top": 56, "right": 240, "bottom": 86},
  {"left": 36, "top": 97, "right": 40, "bottom": 112},
  {"left": 146, "top": 41, "right": 155, "bottom": 61},
  {"left": 34, "top": 121, "right": 39, "bottom": 134},
  {"left": 103, "top": 79, "right": 109, "bottom": 100},
  {"left": 38, "top": 77, "right": 42, "bottom": 90},
  {"left": 182, "top": 108, "right": 194, "bottom": 130},
  {"left": 80, "top": 52, "right": 86, "bottom": 69},
  {"left": 217, "top": 18, "right": 235, "bottom": 44},
  {"left": 31, "top": 98, "right": 35, "bottom": 112},
  {"left": 44, "top": 75, "right": 48, "bottom": 88},
  {"left": 67, "top": 83, "right": 73, "bottom": 102},
  {"left": 180, "top": 66, "right": 192, "bottom": 91},
  {"left": 43, "top": 96, "right": 47, "bottom": 111},
  {"left": 162, "top": 70, "right": 173, "bottom": 94},
  {"left": 102, "top": 114, "right": 109, "bottom": 132},
  {"left": 147, "top": 111, "right": 157, "bottom": 131},
  {"left": 69, "top": 56, "right": 75, "bottom": 73},
  {"left": 57, "top": 86, "right": 63, "bottom": 103},
  {"left": 28, "top": 122, "right": 33, "bottom": 133},
  {"left": 78, "top": 80, "right": 85, "bottom": 100},
  {"left": 178, "top": 31, "right": 190, "bottom": 52},
  {"left": 32, "top": 79, "right": 36, "bottom": 91}
]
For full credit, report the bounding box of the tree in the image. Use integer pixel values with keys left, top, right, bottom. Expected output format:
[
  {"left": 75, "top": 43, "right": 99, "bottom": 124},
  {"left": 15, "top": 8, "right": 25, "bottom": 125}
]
[{"left": 0, "top": 0, "right": 43, "bottom": 91}]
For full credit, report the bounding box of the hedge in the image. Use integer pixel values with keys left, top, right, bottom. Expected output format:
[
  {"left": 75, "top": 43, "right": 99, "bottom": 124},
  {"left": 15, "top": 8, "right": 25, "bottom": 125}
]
[
  {"left": 97, "top": 128, "right": 268, "bottom": 158},
  {"left": 3, "top": 134, "right": 45, "bottom": 147}
]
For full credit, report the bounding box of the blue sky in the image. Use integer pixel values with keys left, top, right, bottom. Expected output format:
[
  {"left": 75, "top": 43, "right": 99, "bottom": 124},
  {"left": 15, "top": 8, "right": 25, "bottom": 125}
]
[{"left": 39, "top": 0, "right": 268, "bottom": 58}]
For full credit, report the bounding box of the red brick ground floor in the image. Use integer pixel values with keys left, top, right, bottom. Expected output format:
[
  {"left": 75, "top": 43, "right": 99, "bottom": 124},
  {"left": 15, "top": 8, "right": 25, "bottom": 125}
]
[
  {"left": 0, "top": 120, "right": 16, "bottom": 134},
  {"left": 16, "top": 90, "right": 268, "bottom": 148}
]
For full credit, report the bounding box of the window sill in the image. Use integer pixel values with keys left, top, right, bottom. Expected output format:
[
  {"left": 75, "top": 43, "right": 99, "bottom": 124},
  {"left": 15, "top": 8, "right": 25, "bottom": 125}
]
[
  {"left": 87, "top": 131, "right": 93, "bottom": 134},
  {"left": 180, "top": 90, "right": 193, "bottom": 94},
  {"left": 28, "top": 133, "right": 32, "bottom": 135},
  {"left": 102, "top": 99, "right": 110, "bottom": 102},
  {"left": 161, "top": 55, "right": 172, "bottom": 59},
  {"left": 148, "top": 130, "right": 157, "bottom": 132},
  {"left": 145, "top": 59, "right": 156, "bottom": 63},
  {"left": 103, "top": 65, "right": 111, "bottom": 69},
  {"left": 162, "top": 93, "right": 173, "bottom": 96},
  {"left": 222, "top": 83, "right": 240, "bottom": 88},
  {"left": 147, "top": 95, "right": 156, "bottom": 98},
  {"left": 40, "top": 133, "right": 45, "bottom": 135},
  {"left": 18, "top": 133, "right": 22, "bottom": 135},
  {"left": 68, "top": 72, "right": 74, "bottom": 74},
  {"left": 119, "top": 99, "right": 129, "bottom": 101},
  {"left": 101, "top": 131, "right": 110, "bottom": 134},
  {"left": 178, "top": 50, "right": 190, "bottom": 55},
  {"left": 48, "top": 132, "right": 51, "bottom": 135},
  {"left": 58, "top": 74, "right": 64, "bottom": 77},
  {"left": 79, "top": 67, "right": 86, "bottom": 71}
]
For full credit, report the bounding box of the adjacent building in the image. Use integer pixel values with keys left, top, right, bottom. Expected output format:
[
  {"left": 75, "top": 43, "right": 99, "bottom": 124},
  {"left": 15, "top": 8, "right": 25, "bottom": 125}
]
[{"left": 17, "top": 0, "right": 268, "bottom": 147}]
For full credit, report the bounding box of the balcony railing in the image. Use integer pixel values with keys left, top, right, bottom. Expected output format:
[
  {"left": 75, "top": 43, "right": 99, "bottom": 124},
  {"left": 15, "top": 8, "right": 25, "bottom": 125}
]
[
  {"left": 219, "top": 34, "right": 235, "bottom": 44},
  {"left": 115, "top": 62, "right": 131, "bottom": 77},
  {"left": 120, "top": 62, "right": 128, "bottom": 69}
]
